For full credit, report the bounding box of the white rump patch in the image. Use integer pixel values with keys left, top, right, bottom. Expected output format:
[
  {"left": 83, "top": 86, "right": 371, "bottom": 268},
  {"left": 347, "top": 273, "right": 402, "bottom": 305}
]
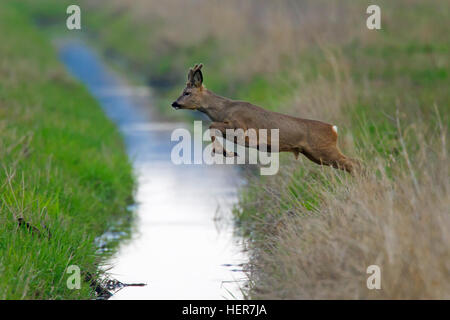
[{"left": 332, "top": 125, "right": 338, "bottom": 134}]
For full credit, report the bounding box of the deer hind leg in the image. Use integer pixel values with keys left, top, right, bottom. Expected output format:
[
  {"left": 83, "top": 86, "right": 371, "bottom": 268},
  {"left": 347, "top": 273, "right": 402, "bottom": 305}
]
[
  {"left": 298, "top": 124, "right": 361, "bottom": 174},
  {"left": 302, "top": 146, "right": 360, "bottom": 174},
  {"left": 209, "top": 122, "right": 237, "bottom": 157}
]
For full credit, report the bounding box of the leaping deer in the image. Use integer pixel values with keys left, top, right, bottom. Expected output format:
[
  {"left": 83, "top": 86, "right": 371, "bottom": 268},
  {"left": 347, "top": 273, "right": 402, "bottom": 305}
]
[{"left": 171, "top": 64, "right": 361, "bottom": 174}]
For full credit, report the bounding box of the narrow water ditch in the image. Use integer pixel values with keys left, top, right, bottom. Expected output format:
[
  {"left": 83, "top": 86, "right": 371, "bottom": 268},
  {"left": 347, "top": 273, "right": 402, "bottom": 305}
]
[{"left": 58, "top": 39, "right": 248, "bottom": 299}]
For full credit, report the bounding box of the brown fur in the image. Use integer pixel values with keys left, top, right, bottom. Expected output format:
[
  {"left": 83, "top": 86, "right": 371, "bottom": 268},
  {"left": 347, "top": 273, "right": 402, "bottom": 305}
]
[{"left": 172, "top": 64, "right": 360, "bottom": 174}]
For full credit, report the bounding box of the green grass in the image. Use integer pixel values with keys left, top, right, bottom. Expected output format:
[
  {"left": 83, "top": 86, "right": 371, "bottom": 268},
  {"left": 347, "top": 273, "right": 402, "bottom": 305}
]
[{"left": 0, "top": 2, "right": 134, "bottom": 299}]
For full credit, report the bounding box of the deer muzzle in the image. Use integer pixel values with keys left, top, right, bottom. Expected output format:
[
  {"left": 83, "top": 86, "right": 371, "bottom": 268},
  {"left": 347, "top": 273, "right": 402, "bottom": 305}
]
[{"left": 171, "top": 101, "right": 181, "bottom": 110}]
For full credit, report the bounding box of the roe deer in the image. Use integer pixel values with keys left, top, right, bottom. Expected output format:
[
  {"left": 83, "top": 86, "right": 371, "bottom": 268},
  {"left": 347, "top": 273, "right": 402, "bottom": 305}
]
[{"left": 172, "top": 64, "right": 361, "bottom": 174}]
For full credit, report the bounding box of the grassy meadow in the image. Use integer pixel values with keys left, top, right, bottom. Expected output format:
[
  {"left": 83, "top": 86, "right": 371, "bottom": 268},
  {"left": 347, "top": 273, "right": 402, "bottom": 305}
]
[
  {"left": 3, "top": 0, "right": 449, "bottom": 299},
  {"left": 0, "top": 2, "right": 134, "bottom": 299}
]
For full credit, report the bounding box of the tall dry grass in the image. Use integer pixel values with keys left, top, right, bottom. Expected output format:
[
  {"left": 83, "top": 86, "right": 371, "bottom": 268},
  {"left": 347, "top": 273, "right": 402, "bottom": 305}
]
[
  {"left": 235, "top": 25, "right": 450, "bottom": 297},
  {"left": 243, "top": 119, "right": 449, "bottom": 299}
]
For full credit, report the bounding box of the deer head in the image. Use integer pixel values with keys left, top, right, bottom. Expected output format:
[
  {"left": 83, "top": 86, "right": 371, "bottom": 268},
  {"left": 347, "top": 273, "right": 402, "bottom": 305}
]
[{"left": 172, "top": 63, "right": 206, "bottom": 110}]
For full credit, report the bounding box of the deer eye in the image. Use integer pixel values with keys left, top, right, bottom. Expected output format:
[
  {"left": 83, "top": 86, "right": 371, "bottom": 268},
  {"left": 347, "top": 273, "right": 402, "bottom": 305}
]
[{"left": 184, "top": 92, "right": 190, "bottom": 96}]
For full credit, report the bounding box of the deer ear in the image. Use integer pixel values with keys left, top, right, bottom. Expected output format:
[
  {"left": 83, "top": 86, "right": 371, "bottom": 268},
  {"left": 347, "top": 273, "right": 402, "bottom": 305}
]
[
  {"left": 193, "top": 69, "right": 203, "bottom": 87},
  {"left": 187, "top": 68, "right": 194, "bottom": 83}
]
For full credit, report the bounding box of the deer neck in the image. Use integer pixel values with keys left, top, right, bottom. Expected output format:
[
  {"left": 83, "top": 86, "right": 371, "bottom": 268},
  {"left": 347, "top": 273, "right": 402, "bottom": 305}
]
[{"left": 198, "top": 89, "right": 231, "bottom": 122}]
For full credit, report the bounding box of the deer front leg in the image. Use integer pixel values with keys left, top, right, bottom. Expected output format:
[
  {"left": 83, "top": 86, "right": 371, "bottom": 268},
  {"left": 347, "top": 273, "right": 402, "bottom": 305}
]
[{"left": 209, "top": 122, "right": 237, "bottom": 157}]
